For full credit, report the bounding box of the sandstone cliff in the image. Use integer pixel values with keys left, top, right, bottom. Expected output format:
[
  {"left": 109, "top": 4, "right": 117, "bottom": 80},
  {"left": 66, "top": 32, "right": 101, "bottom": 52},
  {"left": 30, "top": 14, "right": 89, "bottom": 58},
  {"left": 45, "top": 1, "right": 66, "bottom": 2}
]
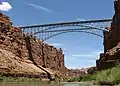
[
  {"left": 0, "top": 13, "right": 68, "bottom": 78},
  {"left": 68, "top": 69, "right": 87, "bottom": 77},
  {"left": 96, "top": 0, "right": 120, "bottom": 70}
]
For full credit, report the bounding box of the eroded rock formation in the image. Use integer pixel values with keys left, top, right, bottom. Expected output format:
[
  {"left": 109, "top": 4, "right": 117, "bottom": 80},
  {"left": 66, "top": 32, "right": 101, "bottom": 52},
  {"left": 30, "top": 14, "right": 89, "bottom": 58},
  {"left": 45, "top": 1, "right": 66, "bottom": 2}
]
[
  {"left": 97, "top": 0, "right": 120, "bottom": 70},
  {"left": 0, "top": 13, "right": 68, "bottom": 78},
  {"left": 68, "top": 69, "right": 87, "bottom": 77}
]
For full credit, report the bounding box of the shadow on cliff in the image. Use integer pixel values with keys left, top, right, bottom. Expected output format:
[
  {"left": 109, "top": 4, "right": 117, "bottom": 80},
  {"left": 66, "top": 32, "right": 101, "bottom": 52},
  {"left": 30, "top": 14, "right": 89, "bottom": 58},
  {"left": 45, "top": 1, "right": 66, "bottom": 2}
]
[{"left": 24, "top": 35, "right": 53, "bottom": 80}]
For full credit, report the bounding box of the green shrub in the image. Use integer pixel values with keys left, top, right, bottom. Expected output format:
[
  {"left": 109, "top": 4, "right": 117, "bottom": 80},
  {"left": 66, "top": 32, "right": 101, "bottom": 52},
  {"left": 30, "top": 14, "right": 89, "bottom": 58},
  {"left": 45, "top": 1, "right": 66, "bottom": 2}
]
[
  {"left": 81, "top": 75, "right": 96, "bottom": 81},
  {"left": 67, "top": 75, "right": 96, "bottom": 82},
  {"left": 95, "top": 67, "right": 120, "bottom": 85},
  {"left": 67, "top": 77, "right": 81, "bottom": 82}
]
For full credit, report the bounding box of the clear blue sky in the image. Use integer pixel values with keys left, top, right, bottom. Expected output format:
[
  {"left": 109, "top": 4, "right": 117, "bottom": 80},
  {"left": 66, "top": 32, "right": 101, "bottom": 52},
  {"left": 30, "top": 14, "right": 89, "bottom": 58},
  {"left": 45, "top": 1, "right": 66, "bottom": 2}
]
[{"left": 4, "top": 0, "right": 114, "bottom": 68}]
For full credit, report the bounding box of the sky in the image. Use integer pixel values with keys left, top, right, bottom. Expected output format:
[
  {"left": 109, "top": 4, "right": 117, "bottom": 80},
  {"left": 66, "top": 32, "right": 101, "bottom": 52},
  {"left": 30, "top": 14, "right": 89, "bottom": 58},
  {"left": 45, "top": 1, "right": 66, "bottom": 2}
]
[{"left": 2, "top": 0, "right": 114, "bottom": 69}]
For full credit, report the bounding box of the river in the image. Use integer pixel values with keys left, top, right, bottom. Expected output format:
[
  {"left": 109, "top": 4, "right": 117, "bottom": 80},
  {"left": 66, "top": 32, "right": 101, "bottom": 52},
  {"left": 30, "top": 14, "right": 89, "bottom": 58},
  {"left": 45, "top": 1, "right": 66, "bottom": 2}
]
[{"left": 0, "top": 82, "right": 92, "bottom": 86}]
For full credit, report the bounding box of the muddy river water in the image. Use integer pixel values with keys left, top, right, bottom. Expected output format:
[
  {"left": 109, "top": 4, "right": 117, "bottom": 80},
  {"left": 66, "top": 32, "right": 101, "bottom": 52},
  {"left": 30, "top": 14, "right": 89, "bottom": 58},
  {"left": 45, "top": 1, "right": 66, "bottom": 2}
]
[{"left": 0, "top": 83, "right": 93, "bottom": 86}]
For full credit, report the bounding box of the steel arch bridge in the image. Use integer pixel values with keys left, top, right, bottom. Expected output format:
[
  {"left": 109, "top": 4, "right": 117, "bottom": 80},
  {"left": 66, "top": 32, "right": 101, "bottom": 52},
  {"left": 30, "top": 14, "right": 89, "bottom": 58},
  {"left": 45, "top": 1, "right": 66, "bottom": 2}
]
[{"left": 18, "top": 19, "right": 112, "bottom": 41}]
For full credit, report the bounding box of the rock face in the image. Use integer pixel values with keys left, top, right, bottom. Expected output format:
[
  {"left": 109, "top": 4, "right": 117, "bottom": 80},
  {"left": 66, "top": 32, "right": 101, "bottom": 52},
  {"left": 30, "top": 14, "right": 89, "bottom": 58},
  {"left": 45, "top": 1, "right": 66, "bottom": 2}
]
[
  {"left": 0, "top": 13, "right": 68, "bottom": 77},
  {"left": 96, "top": 0, "right": 120, "bottom": 70},
  {"left": 0, "top": 49, "right": 47, "bottom": 78},
  {"left": 68, "top": 69, "right": 87, "bottom": 77},
  {"left": 87, "top": 67, "right": 97, "bottom": 74}
]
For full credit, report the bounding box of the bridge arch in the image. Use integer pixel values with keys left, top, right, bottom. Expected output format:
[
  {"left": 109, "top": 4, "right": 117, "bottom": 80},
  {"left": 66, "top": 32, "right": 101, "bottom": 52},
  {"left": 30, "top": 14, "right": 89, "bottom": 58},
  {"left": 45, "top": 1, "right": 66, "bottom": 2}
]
[
  {"left": 41, "top": 30, "right": 103, "bottom": 41},
  {"left": 33, "top": 27, "right": 105, "bottom": 41},
  {"left": 33, "top": 26, "right": 106, "bottom": 35}
]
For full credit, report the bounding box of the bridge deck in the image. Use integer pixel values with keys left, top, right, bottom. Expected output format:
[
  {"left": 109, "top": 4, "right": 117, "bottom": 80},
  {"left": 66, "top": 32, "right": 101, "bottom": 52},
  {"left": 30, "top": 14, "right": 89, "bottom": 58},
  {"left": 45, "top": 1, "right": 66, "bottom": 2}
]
[{"left": 18, "top": 19, "right": 112, "bottom": 28}]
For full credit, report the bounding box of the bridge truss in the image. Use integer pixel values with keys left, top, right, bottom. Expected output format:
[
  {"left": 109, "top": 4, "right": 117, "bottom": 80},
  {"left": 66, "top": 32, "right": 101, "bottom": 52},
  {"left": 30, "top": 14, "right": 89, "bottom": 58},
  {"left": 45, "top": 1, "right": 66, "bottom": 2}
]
[{"left": 18, "top": 19, "right": 112, "bottom": 41}]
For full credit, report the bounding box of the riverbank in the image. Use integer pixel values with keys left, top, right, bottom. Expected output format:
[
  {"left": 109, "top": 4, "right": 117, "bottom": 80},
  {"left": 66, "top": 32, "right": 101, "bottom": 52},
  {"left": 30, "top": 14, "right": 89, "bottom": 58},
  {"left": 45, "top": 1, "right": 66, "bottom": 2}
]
[
  {"left": 66, "top": 64, "right": 120, "bottom": 85},
  {"left": 0, "top": 75, "right": 50, "bottom": 83}
]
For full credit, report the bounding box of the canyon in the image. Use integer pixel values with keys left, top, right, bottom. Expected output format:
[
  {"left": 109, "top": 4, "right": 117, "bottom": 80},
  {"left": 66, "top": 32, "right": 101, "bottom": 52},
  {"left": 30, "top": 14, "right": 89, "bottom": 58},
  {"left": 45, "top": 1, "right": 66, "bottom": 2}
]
[{"left": 0, "top": 0, "right": 119, "bottom": 79}]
